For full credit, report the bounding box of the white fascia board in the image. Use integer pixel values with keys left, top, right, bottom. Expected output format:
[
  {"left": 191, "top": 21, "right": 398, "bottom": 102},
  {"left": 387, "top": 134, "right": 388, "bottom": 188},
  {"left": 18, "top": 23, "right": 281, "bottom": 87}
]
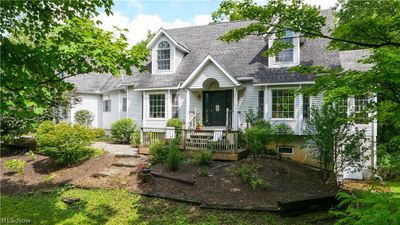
[
  {"left": 181, "top": 55, "right": 240, "bottom": 88},
  {"left": 146, "top": 28, "right": 190, "bottom": 53},
  {"left": 133, "top": 86, "right": 180, "bottom": 91},
  {"left": 253, "top": 81, "right": 315, "bottom": 86}
]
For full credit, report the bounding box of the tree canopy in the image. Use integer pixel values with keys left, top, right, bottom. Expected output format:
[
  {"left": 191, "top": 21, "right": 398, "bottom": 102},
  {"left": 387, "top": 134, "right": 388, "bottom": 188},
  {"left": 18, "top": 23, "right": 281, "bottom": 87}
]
[
  {"left": 213, "top": 0, "right": 400, "bottom": 153},
  {"left": 0, "top": 0, "right": 149, "bottom": 138}
]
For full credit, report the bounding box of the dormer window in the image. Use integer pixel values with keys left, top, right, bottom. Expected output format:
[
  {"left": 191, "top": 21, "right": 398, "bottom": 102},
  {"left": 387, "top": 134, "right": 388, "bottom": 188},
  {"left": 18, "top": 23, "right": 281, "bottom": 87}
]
[
  {"left": 275, "top": 30, "right": 294, "bottom": 63},
  {"left": 157, "top": 41, "right": 170, "bottom": 70}
]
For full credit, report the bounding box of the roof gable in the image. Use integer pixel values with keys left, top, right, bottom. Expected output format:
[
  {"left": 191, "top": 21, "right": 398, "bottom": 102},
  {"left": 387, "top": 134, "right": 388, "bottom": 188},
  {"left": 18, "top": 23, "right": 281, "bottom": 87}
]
[
  {"left": 181, "top": 55, "right": 240, "bottom": 88},
  {"left": 146, "top": 28, "right": 190, "bottom": 53}
]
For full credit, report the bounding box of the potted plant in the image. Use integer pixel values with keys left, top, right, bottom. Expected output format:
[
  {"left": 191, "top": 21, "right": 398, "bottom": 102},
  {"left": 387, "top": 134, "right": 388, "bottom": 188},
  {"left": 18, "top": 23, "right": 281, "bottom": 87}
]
[
  {"left": 137, "top": 163, "right": 152, "bottom": 182},
  {"left": 195, "top": 121, "right": 202, "bottom": 132}
]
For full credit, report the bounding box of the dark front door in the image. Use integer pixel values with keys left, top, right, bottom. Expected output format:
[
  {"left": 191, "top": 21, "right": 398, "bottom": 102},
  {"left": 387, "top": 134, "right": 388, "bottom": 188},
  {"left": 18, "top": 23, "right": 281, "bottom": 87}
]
[{"left": 203, "top": 90, "right": 232, "bottom": 126}]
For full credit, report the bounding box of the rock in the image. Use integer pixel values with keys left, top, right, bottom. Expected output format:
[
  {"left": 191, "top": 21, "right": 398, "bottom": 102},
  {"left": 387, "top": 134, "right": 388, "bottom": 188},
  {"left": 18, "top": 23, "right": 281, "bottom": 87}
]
[{"left": 61, "top": 196, "right": 80, "bottom": 204}]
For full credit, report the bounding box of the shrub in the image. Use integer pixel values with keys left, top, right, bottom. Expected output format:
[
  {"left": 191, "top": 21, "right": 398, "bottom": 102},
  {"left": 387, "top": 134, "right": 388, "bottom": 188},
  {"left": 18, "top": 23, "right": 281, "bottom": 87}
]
[
  {"left": 198, "top": 167, "right": 208, "bottom": 176},
  {"left": 165, "top": 141, "right": 183, "bottom": 171},
  {"left": 233, "top": 163, "right": 268, "bottom": 190},
  {"left": 111, "top": 119, "right": 137, "bottom": 144},
  {"left": 194, "top": 150, "right": 213, "bottom": 167},
  {"left": 166, "top": 118, "right": 184, "bottom": 142},
  {"left": 25, "top": 150, "right": 36, "bottom": 161},
  {"left": 377, "top": 152, "right": 400, "bottom": 181},
  {"left": 243, "top": 121, "right": 274, "bottom": 155},
  {"left": 91, "top": 128, "right": 105, "bottom": 138},
  {"left": 36, "top": 121, "right": 100, "bottom": 166},
  {"left": 74, "top": 110, "right": 93, "bottom": 126},
  {"left": 4, "top": 159, "right": 25, "bottom": 175},
  {"left": 150, "top": 139, "right": 168, "bottom": 162},
  {"left": 330, "top": 191, "right": 400, "bottom": 225},
  {"left": 131, "top": 130, "right": 141, "bottom": 147}
]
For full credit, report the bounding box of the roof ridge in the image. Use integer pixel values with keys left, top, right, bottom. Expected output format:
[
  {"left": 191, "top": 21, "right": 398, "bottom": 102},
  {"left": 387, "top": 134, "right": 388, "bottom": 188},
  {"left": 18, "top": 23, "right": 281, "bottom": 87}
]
[{"left": 165, "top": 19, "right": 251, "bottom": 32}]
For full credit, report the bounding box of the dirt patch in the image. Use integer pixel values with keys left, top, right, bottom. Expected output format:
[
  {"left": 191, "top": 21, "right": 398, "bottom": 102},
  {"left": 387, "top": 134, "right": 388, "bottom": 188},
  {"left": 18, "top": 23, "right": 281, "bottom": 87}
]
[{"left": 1, "top": 153, "right": 337, "bottom": 208}]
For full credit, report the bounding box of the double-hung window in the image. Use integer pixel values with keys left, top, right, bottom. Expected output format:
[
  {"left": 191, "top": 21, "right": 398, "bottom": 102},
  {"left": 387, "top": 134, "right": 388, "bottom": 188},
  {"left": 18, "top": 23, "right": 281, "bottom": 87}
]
[
  {"left": 157, "top": 41, "right": 170, "bottom": 70},
  {"left": 149, "top": 94, "right": 165, "bottom": 118},
  {"left": 354, "top": 97, "right": 369, "bottom": 124},
  {"left": 171, "top": 92, "right": 179, "bottom": 118},
  {"left": 122, "top": 97, "right": 127, "bottom": 112},
  {"left": 103, "top": 100, "right": 111, "bottom": 112},
  {"left": 272, "top": 89, "right": 295, "bottom": 119},
  {"left": 303, "top": 95, "right": 310, "bottom": 119},
  {"left": 275, "top": 30, "right": 294, "bottom": 63},
  {"left": 258, "top": 90, "right": 264, "bottom": 118}
]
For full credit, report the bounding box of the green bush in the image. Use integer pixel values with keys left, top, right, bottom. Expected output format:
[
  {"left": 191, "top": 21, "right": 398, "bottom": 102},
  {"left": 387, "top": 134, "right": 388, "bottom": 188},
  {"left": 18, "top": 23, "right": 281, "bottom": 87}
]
[
  {"left": 194, "top": 150, "right": 213, "bottom": 167},
  {"left": 36, "top": 121, "right": 100, "bottom": 166},
  {"left": 377, "top": 152, "right": 400, "bottom": 181},
  {"left": 25, "top": 150, "right": 36, "bottom": 161},
  {"left": 111, "top": 118, "right": 137, "bottom": 144},
  {"left": 74, "top": 110, "right": 94, "bottom": 126},
  {"left": 4, "top": 159, "right": 25, "bottom": 175},
  {"left": 166, "top": 118, "right": 184, "bottom": 142},
  {"left": 131, "top": 130, "right": 141, "bottom": 147},
  {"left": 198, "top": 167, "right": 208, "bottom": 176},
  {"left": 165, "top": 141, "right": 183, "bottom": 171},
  {"left": 150, "top": 139, "right": 168, "bottom": 162},
  {"left": 91, "top": 127, "right": 105, "bottom": 138},
  {"left": 233, "top": 163, "right": 268, "bottom": 190},
  {"left": 330, "top": 191, "right": 400, "bottom": 225},
  {"left": 244, "top": 121, "right": 274, "bottom": 155}
]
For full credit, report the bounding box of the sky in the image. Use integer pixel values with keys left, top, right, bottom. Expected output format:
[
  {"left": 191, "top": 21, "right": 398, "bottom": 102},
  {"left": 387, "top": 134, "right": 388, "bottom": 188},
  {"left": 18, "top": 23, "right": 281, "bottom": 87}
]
[{"left": 96, "top": 0, "right": 338, "bottom": 45}]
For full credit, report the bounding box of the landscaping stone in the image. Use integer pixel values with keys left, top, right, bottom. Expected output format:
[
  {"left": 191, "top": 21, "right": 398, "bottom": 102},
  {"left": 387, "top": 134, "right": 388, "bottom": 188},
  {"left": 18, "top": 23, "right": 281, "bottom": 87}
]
[
  {"left": 61, "top": 196, "right": 80, "bottom": 204},
  {"left": 92, "top": 142, "right": 138, "bottom": 156}
]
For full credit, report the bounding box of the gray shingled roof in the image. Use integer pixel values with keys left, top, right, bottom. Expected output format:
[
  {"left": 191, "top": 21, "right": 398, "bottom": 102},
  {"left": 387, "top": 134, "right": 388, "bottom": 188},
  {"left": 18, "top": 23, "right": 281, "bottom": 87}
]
[
  {"left": 339, "top": 49, "right": 372, "bottom": 71},
  {"left": 68, "top": 10, "right": 366, "bottom": 92}
]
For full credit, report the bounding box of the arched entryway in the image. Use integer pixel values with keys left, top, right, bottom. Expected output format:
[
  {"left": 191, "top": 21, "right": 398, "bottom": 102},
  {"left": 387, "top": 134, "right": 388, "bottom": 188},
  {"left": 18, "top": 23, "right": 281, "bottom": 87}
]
[{"left": 202, "top": 79, "right": 232, "bottom": 126}]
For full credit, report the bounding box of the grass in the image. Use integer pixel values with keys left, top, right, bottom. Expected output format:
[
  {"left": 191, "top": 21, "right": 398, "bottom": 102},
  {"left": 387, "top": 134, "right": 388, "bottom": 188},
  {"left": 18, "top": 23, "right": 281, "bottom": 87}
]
[
  {"left": 1, "top": 187, "right": 335, "bottom": 225},
  {"left": 386, "top": 181, "right": 400, "bottom": 193}
]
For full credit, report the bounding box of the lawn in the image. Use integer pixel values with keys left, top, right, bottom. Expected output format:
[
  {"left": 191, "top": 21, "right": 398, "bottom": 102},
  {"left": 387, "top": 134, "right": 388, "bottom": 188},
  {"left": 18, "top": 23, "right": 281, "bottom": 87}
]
[
  {"left": 387, "top": 182, "right": 400, "bottom": 193},
  {"left": 1, "top": 187, "right": 335, "bottom": 225}
]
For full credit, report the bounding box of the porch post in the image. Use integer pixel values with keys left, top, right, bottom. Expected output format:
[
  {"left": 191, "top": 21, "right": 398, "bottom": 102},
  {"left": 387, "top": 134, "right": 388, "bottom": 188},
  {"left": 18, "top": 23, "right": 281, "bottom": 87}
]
[
  {"left": 232, "top": 86, "right": 238, "bottom": 130},
  {"left": 185, "top": 89, "right": 190, "bottom": 129}
]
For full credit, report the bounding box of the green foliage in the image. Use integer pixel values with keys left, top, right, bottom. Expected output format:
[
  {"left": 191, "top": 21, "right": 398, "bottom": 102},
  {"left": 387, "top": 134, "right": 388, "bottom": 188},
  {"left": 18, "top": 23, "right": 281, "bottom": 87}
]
[
  {"left": 150, "top": 139, "right": 168, "bottom": 163},
  {"left": 165, "top": 141, "right": 184, "bottom": 171},
  {"left": 131, "top": 130, "right": 142, "bottom": 147},
  {"left": 233, "top": 163, "right": 268, "bottom": 190},
  {"left": 198, "top": 167, "right": 209, "bottom": 177},
  {"left": 1, "top": 1, "right": 149, "bottom": 140},
  {"left": 377, "top": 152, "right": 400, "bottom": 181},
  {"left": 36, "top": 121, "right": 100, "bottom": 166},
  {"left": 74, "top": 110, "right": 93, "bottom": 126},
  {"left": 244, "top": 121, "right": 275, "bottom": 155},
  {"left": 4, "top": 159, "right": 25, "bottom": 176},
  {"left": 91, "top": 128, "right": 106, "bottom": 138},
  {"left": 244, "top": 107, "right": 263, "bottom": 126},
  {"left": 166, "top": 118, "right": 184, "bottom": 130},
  {"left": 194, "top": 150, "right": 213, "bottom": 167},
  {"left": 24, "top": 150, "right": 36, "bottom": 161},
  {"left": 110, "top": 119, "right": 137, "bottom": 144},
  {"left": 305, "top": 105, "right": 369, "bottom": 182},
  {"left": 43, "top": 173, "right": 57, "bottom": 183},
  {"left": 330, "top": 191, "right": 400, "bottom": 225}
]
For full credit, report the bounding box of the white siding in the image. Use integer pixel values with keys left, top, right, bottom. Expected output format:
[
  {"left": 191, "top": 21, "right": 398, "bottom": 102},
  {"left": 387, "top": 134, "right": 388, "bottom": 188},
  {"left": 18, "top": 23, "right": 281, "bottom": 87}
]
[
  {"left": 102, "top": 91, "right": 120, "bottom": 129},
  {"left": 128, "top": 87, "right": 143, "bottom": 127},
  {"left": 238, "top": 83, "right": 259, "bottom": 112},
  {"left": 70, "top": 94, "right": 102, "bottom": 128},
  {"left": 189, "top": 62, "right": 236, "bottom": 89},
  {"left": 189, "top": 91, "right": 203, "bottom": 124}
]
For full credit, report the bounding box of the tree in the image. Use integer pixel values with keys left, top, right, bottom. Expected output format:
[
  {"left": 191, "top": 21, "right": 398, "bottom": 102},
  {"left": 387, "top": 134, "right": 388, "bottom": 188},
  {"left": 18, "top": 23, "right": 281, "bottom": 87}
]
[
  {"left": 304, "top": 105, "right": 369, "bottom": 182},
  {"left": 212, "top": 0, "right": 400, "bottom": 160},
  {"left": 0, "top": 1, "right": 149, "bottom": 139}
]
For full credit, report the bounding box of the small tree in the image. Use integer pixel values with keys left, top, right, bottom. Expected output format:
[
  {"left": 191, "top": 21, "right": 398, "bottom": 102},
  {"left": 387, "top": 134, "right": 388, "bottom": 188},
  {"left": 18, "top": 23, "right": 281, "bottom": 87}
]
[
  {"left": 305, "top": 104, "right": 369, "bottom": 183},
  {"left": 74, "top": 110, "right": 93, "bottom": 126},
  {"left": 111, "top": 118, "right": 137, "bottom": 144}
]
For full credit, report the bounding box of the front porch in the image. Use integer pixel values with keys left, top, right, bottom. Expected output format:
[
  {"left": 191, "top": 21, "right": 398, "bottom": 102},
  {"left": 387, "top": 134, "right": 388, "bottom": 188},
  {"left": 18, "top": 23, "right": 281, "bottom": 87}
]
[{"left": 139, "top": 127, "right": 247, "bottom": 161}]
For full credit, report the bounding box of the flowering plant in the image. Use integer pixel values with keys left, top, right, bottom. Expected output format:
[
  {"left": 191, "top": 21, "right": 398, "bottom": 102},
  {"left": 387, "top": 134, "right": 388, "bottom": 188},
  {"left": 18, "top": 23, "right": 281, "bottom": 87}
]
[{"left": 138, "top": 163, "right": 152, "bottom": 174}]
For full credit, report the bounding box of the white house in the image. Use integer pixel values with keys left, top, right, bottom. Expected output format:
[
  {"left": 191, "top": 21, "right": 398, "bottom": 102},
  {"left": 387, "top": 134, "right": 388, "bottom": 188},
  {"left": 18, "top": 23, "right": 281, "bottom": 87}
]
[{"left": 66, "top": 10, "right": 377, "bottom": 179}]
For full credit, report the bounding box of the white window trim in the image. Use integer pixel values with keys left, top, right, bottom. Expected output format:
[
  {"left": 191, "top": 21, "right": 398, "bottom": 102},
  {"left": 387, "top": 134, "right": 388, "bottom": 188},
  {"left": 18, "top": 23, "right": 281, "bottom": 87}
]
[
  {"left": 268, "top": 32, "right": 300, "bottom": 68},
  {"left": 270, "top": 88, "right": 297, "bottom": 120},
  {"left": 152, "top": 38, "right": 175, "bottom": 75},
  {"left": 103, "top": 99, "right": 111, "bottom": 113},
  {"left": 146, "top": 92, "right": 167, "bottom": 120}
]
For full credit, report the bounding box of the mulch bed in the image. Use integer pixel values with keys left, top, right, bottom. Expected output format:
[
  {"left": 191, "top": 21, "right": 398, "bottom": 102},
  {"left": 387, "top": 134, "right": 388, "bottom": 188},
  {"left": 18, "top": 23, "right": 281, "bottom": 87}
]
[{"left": 1, "top": 152, "right": 338, "bottom": 210}]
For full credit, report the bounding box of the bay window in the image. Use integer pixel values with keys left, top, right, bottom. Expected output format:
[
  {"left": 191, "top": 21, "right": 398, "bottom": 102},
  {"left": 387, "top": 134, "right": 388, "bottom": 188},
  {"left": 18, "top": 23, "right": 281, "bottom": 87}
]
[
  {"left": 149, "top": 94, "right": 165, "bottom": 118},
  {"left": 272, "top": 89, "right": 295, "bottom": 118}
]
